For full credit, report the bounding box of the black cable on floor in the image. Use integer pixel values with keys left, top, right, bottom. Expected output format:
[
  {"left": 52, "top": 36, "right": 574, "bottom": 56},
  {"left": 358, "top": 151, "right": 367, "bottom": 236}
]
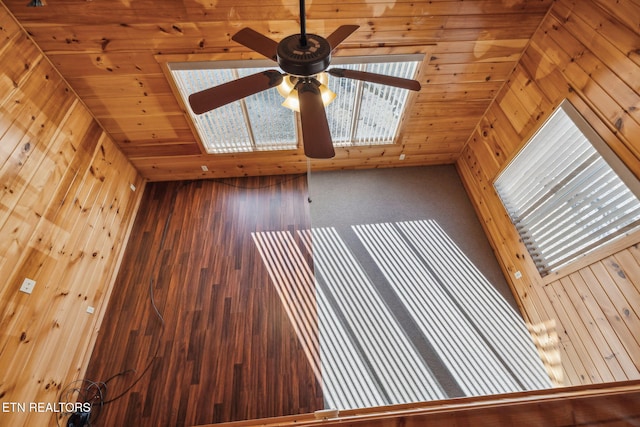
[{"left": 57, "top": 185, "right": 176, "bottom": 426}]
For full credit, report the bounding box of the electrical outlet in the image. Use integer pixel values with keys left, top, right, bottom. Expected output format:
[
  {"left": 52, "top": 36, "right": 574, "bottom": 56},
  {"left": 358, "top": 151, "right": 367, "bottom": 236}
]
[
  {"left": 130, "top": 184, "right": 136, "bottom": 192},
  {"left": 86, "top": 306, "right": 95, "bottom": 314},
  {"left": 399, "top": 154, "right": 406, "bottom": 160},
  {"left": 514, "top": 271, "right": 522, "bottom": 279},
  {"left": 201, "top": 165, "right": 209, "bottom": 171},
  {"left": 20, "top": 278, "right": 36, "bottom": 294}
]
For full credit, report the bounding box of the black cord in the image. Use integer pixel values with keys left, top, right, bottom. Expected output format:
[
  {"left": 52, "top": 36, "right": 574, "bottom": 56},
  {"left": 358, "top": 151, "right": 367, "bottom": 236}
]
[
  {"left": 57, "top": 186, "right": 175, "bottom": 425},
  {"left": 57, "top": 379, "right": 106, "bottom": 426},
  {"left": 56, "top": 278, "right": 165, "bottom": 425},
  {"left": 101, "top": 276, "right": 165, "bottom": 405},
  {"left": 101, "top": 189, "right": 173, "bottom": 405},
  {"left": 58, "top": 174, "right": 301, "bottom": 424}
]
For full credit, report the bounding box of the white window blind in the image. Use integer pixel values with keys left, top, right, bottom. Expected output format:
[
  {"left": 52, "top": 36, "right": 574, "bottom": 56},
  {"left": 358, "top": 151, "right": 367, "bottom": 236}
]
[
  {"left": 494, "top": 101, "right": 640, "bottom": 275},
  {"left": 169, "top": 56, "right": 421, "bottom": 154},
  {"left": 326, "top": 61, "right": 418, "bottom": 146},
  {"left": 171, "top": 66, "right": 298, "bottom": 154}
]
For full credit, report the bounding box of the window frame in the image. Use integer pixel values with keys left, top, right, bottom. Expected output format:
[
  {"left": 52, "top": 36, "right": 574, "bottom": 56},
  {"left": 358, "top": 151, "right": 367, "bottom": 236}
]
[
  {"left": 493, "top": 100, "right": 640, "bottom": 277},
  {"left": 167, "top": 54, "right": 423, "bottom": 155}
]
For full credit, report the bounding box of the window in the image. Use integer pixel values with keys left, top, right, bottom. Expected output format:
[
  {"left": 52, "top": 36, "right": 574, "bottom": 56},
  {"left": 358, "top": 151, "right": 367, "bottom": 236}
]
[
  {"left": 494, "top": 101, "right": 640, "bottom": 276},
  {"left": 168, "top": 55, "right": 422, "bottom": 154}
]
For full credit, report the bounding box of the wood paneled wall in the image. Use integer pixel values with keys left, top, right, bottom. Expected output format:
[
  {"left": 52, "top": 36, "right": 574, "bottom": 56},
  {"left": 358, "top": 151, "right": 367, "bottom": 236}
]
[
  {"left": 0, "top": 0, "right": 554, "bottom": 181},
  {"left": 457, "top": 0, "right": 640, "bottom": 387},
  {"left": 0, "top": 5, "right": 144, "bottom": 426}
]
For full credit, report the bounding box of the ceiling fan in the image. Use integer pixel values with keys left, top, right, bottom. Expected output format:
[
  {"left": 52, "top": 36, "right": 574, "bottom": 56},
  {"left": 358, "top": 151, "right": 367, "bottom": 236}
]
[{"left": 188, "top": 0, "right": 421, "bottom": 159}]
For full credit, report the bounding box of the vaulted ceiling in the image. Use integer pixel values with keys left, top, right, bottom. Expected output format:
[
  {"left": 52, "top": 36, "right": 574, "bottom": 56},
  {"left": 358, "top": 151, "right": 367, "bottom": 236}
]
[{"left": 3, "top": 0, "right": 554, "bottom": 181}]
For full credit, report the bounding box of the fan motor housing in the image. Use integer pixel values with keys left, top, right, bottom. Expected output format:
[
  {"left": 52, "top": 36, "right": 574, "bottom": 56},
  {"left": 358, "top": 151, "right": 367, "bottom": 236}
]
[{"left": 277, "top": 34, "right": 331, "bottom": 76}]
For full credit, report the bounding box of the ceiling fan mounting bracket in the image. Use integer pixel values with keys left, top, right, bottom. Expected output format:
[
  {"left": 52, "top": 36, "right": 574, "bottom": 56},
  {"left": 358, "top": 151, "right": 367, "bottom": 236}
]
[{"left": 277, "top": 34, "right": 331, "bottom": 76}]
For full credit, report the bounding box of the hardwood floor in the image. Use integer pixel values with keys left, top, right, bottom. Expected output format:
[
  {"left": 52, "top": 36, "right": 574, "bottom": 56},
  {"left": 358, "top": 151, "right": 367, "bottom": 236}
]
[{"left": 84, "top": 176, "right": 323, "bottom": 427}]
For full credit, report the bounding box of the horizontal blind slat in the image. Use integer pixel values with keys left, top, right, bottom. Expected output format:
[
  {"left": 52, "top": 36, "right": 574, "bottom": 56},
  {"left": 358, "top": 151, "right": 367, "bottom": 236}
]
[
  {"left": 518, "top": 161, "right": 615, "bottom": 232},
  {"left": 494, "top": 103, "right": 640, "bottom": 275}
]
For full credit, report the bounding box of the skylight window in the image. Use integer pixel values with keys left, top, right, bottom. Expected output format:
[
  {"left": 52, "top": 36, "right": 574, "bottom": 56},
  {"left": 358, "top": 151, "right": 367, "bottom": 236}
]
[{"left": 169, "top": 56, "right": 421, "bottom": 154}]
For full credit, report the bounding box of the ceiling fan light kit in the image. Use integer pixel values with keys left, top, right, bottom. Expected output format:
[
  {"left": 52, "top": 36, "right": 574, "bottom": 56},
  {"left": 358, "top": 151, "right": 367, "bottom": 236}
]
[
  {"left": 278, "top": 73, "right": 336, "bottom": 112},
  {"left": 187, "top": 0, "right": 421, "bottom": 159}
]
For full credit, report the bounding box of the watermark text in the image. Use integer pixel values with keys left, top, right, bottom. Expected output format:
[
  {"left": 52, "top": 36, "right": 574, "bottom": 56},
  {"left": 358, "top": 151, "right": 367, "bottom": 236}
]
[{"left": 2, "top": 401, "right": 91, "bottom": 413}]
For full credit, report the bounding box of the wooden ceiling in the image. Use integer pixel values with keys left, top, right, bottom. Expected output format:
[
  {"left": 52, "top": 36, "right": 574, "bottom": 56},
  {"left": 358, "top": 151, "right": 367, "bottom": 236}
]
[{"left": 2, "top": 0, "right": 554, "bottom": 181}]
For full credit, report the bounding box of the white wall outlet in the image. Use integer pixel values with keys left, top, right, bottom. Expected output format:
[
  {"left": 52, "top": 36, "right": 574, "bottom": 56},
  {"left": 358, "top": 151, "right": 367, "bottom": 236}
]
[
  {"left": 399, "top": 154, "right": 406, "bottom": 160},
  {"left": 514, "top": 271, "right": 523, "bottom": 279},
  {"left": 20, "top": 278, "right": 36, "bottom": 294},
  {"left": 86, "top": 306, "right": 95, "bottom": 314},
  {"left": 201, "top": 165, "right": 209, "bottom": 171},
  {"left": 130, "top": 183, "right": 136, "bottom": 191}
]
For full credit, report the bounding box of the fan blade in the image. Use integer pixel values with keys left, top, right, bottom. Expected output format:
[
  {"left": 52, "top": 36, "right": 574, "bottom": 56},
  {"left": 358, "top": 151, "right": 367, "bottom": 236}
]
[
  {"left": 297, "top": 79, "right": 335, "bottom": 159},
  {"left": 188, "top": 70, "right": 283, "bottom": 114},
  {"left": 328, "top": 68, "right": 421, "bottom": 91},
  {"left": 231, "top": 28, "right": 279, "bottom": 61},
  {"left": 325, "top": 25, "right": 359, "bottom": 51}
]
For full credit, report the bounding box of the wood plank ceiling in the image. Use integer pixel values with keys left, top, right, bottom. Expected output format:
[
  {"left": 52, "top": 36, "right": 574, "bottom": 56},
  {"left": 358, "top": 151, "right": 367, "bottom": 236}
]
[{"left": 2, "top": 0, "right": 554, "bottom": 181}]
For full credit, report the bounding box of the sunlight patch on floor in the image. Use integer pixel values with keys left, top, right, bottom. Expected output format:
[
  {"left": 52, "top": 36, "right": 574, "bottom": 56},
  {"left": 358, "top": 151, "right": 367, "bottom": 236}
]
[{"left": 253, "top": 220, "right": 552, "bottom": 410}]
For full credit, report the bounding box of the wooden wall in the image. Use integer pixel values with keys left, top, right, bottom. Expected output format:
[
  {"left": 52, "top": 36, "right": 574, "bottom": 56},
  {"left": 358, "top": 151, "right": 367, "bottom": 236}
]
[
  {"left": 199, "top": 381, "right": 640, "bottom": 427},
  {"left": 0, "top": 5, "right": 144, "bottom": 426},
  {"left": 457, "top": 0, "right": 640, "bottom": 387},
  {"left": 0, "top": 0, "right": 554, "bottom": 181}
]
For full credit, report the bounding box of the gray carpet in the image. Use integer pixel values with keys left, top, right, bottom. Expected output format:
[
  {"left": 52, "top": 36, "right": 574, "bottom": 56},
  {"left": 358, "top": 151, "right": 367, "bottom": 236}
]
[
  {"left": 303, "top": 166, "right": 548, "bottom": 405},
  {"left": 307, "top": 165, "right": 514, "bottom": 305}
]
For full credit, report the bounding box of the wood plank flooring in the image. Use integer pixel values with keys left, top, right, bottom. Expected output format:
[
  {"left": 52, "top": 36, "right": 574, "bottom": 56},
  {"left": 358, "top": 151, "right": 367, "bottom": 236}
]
[{"left": 83, "top": 176, "right": 323, "bottom": 427}]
